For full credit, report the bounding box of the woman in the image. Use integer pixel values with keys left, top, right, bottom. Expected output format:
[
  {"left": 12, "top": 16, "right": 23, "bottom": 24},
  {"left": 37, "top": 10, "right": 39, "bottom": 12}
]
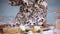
[{"left": 9, "top": 0, "right": 48, "bottom": 27}]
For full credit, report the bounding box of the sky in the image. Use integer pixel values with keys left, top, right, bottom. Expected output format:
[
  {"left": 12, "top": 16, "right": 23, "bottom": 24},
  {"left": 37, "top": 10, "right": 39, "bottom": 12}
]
[{"left": 0, "top": 0, "right": 60, "bottom": 24}]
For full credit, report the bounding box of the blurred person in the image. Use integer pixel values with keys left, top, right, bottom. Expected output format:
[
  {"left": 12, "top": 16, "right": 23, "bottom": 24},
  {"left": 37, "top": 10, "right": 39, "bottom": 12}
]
[{"left": 8, "top": 17, "right": 16, "bottom": 27}]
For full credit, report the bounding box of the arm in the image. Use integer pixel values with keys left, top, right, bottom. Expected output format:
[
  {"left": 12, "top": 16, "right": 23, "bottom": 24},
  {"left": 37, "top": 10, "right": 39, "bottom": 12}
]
[{"left": 40, "top": 0, "right": 48, "bottom": 27}]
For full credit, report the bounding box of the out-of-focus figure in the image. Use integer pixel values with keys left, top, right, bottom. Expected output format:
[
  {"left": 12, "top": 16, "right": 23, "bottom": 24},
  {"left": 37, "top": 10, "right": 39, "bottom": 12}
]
[
  {"left": 0, "top": 17, "right": 6, "bottom": 34},
  {"left": 0, "top": 17, "right": 4, "bottom": 24},
  {"left": 54, "top": 9, "right": 60, "bottom": 34},
  {"left": 8, "top": 17, "right": 16, "bottom": 27}
]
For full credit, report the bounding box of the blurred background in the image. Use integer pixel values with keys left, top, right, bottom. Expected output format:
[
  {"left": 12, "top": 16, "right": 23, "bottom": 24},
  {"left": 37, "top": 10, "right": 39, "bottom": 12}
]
[{"left": 0, "top": 0, "right": 60, "bottom": 24}]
